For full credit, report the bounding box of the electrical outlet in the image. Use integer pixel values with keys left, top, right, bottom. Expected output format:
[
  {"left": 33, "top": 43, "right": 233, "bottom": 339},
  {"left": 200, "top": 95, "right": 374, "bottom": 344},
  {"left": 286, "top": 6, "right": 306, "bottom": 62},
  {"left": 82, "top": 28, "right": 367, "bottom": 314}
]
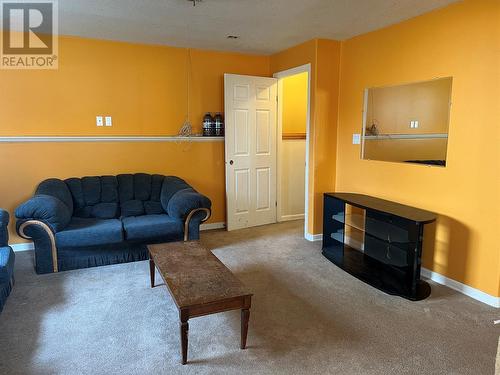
[
  {"left": 105, "top": 116, "right": 112, "bottom": 127},
  {"left": 352, "top": 133, "right": 361, "bottom": 145},
  {"left": 410, "top": 120, "right": 414, "bottom": 128},
  {"left": 96, "top": 116, "right": 103, "bottom": 127},
  {"left": 414, "top": 120, "right": 419, "bottom": 128}
]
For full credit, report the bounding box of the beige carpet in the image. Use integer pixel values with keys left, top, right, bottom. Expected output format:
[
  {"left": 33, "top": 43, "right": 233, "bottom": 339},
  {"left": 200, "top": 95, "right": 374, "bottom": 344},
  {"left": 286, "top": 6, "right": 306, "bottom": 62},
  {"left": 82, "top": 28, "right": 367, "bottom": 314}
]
[{"left": 0, "top": 220, "right": 498, "bottom": 374}]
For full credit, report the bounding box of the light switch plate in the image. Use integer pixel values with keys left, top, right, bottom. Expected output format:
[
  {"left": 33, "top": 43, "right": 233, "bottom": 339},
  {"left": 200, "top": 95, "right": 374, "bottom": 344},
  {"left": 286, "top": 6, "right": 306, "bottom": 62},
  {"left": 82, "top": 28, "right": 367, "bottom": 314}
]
[
  {"left": 96, "top": 116, "right": 103, "bottom": 127},
  {"left": 352, "top": 133, "right": 361, "bottom": 145},
  {"left": 105, "top": 116, "right": 112, "bottom": 127}
]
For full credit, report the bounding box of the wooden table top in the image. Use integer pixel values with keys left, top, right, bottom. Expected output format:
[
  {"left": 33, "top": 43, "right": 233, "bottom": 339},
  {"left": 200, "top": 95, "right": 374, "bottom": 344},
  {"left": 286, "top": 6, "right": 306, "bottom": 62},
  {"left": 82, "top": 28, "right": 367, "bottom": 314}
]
[
  {"left": 148, "top": 241, "right": 252, "bottom": 309},
  {"left": 326, "top": 192, "right": 437, "bottom": 223}
]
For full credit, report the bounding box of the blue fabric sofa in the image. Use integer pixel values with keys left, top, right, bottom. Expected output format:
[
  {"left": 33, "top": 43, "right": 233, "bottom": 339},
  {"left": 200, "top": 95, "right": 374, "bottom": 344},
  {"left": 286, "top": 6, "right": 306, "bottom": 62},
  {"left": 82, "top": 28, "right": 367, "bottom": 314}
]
[
  {"left": 15, "top": 174, "right": 211, "bottom": 274},
  {"left": 0, "top": 209, "right": 15, "bottom": 312}
]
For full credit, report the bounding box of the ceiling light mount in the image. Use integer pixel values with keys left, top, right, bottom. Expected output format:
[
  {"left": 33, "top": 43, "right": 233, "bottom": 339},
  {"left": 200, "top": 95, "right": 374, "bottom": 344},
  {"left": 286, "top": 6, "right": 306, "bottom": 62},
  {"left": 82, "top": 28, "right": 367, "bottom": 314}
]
[
  {"left": 227, "top": 35, "right": 240, "bottom": 39},
  {"left": 187, "top": 0, "right": 202, "bottom": 6}
]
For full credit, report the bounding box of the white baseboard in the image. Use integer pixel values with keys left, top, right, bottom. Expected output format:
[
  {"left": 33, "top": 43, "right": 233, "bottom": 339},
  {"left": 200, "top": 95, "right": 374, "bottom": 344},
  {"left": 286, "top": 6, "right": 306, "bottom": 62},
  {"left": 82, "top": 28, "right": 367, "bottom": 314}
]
[
  {"left": 305, "top": 233, "right": 322, "bottom": 242},
  {"left": 421, "top": 268, "right": 499, "bottom": 308},
  {"left": 339, "top": 233, "right": 499, "bottom": 308},
  {"left": 200, "top": 222, "right": 226, "bottom": 231},
  {"left": 11, "top": 242, "right": 34, "bottom": 252},
  {"left": 280, "top": 214, "right": 305, "bottom": 222}
]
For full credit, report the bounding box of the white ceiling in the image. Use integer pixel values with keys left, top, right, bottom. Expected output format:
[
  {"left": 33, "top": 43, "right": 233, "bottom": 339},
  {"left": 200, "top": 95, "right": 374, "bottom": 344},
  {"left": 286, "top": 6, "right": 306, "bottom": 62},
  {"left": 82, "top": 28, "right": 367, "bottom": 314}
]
[{"left": 59, "top": 0, "right": 460, "bottom": 55}]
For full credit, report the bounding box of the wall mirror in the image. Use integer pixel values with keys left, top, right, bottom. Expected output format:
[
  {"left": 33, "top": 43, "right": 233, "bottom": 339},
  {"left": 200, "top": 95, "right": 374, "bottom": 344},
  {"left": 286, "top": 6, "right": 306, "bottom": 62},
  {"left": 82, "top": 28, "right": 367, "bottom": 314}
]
[{"left": 361, "top": 77, "right": 452, "bottom": 167}]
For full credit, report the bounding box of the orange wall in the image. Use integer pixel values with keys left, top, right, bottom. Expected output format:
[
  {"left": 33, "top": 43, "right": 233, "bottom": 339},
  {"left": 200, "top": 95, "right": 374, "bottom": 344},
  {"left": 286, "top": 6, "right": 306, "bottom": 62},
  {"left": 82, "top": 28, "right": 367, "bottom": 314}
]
[
  {"left": 336, "top": 0, "right": 500, "bottom": 296},
  {"left": 0, "top": 142, "right": 225, "bottom": 242},
  {"left": 0, "top": 36, "right": 270, "bottom": 136},
  {"left": 282, "top": 72, "right": 308, "bottom": 134},
  {"left": 0, "top": 36, "right": 270, "bottom": 242},
  {"left": 271, "top": 39, "right": 341, "bottom": 234}
]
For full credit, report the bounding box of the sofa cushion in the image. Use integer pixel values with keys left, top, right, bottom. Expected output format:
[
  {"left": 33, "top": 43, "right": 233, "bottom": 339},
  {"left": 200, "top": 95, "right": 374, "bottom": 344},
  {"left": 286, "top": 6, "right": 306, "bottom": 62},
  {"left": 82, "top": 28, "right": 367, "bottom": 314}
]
[
  {"left": 150, "top": 175, "right": 164, "bottom": 201},
  {"left": 117, "top": 174, "right": 134, "bottom": 203},
  {"left": 66, "top": 176, "right": 120, "bottom": 219},
  {"left": 36, "top": 179, "right": 74, "bottom": 213},
  {"left": 144, "top": 201, "right": 164, "bottom": 215},
  {"left": 0, "top": 209, "right": 9, "bottom": 227},
  {"left": 122, "top": 214, "right": 183, "bottom": 241},
  {"left": 134, "top": 173, "right": 152, "bottom": 201},
  {"left": 0, "top": 246, "right": 15, "bottom": 284},
  {"left": 121, "top": 200, "right": 145, "bottom": 217},
  {"left": 82, "top": 176, "right": 102, "bottom": 206},
  {"left": 56, "top": 218, "right": 123, "bottom": 247},
  {"left": 66, "top": 174, "right": 166, "bottom": 220},
  {"left": 0, "top": 209, "right": 9, "bottom": 247},
  {"left": 91, "top": 203, "right": 119, "bottom": 219},
  {"left": 100, "top": 176, "right": 119, "bottom": 203},
  {"left": 160, "top": 176, "right": 191, "bottom": 211}
]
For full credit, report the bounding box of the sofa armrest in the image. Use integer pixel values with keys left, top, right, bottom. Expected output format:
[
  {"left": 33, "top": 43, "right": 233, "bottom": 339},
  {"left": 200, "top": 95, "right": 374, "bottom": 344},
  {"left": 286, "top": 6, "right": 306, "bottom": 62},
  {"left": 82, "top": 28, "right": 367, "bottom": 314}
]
[
  {"left": 15, "top": 195, "right": 71, "bottom": 233},
  {"left": 0, "top": 245, "right": 15, "bottom": 311},
  {"left": 167, "top": 188, "right": 211, "bottom": 220},
  {"left": 0, "top": 209, "right": 9, "bottom": 247},
  {"left": 167, "top": 188, "right": 211, "bottom": 241},
  {"left": 16, "top": 220, "right": 59, "bottom": 274},
  {"left": 0, "top": 246, "right": 15, "bottom": 284},
  {"left": 183, "top": 208, "right": 211, "bottom": 241}
]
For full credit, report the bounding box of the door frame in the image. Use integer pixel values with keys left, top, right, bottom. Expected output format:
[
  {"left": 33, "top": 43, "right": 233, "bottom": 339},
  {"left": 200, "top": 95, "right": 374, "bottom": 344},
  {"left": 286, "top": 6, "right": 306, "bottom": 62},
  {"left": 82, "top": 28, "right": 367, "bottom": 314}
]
[{"left": 273, "top": 63, "right": 312, "bottom": 239}]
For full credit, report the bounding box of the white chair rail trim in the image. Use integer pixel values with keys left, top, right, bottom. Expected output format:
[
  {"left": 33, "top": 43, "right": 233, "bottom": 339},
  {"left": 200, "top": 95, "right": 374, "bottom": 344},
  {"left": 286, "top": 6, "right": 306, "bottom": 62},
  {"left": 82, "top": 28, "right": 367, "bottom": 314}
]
[{"left": 0, "top": 136, "right": 224, "bottom": 143}]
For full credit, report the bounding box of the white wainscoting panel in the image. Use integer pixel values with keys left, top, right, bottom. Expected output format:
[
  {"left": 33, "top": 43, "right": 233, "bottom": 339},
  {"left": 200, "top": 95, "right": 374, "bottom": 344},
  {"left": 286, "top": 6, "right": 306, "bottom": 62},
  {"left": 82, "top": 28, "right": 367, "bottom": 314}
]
[{"left": 280, "top": 139, "right": 306, "bottom": 220}]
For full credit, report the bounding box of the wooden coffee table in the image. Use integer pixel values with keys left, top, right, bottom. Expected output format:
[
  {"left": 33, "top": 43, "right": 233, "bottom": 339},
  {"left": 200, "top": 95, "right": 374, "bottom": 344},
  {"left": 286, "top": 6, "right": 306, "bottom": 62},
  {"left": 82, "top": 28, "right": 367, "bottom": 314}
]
[{"left": 148, "top": 241, "right": 253, "bottom": 365}]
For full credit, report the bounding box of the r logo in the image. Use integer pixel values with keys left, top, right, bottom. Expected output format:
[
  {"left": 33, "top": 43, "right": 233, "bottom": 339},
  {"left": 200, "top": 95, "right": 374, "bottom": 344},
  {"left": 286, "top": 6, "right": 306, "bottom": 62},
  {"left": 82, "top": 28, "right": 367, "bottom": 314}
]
[
  {"left": 2, "top": 2, "right": 53, "bottom": 54},
  {"left": 1, "top": 1, "right": 58, "bottom": 69}
]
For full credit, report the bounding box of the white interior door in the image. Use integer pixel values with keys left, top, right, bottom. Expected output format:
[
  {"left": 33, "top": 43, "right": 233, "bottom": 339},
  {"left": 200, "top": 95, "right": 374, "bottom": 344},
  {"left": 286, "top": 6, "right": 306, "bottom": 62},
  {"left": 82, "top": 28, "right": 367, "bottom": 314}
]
[{"left": 224, "top": 73, "right": 278, "bottom": 231}]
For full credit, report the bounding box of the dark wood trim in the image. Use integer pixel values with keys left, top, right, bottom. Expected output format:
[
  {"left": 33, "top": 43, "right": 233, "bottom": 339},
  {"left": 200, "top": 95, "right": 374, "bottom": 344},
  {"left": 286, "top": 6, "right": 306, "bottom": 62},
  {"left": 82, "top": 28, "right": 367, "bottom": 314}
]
[
  {"left": 186, "top": 296, "right": 251, "bottom": 318},
  {"left": 179, "top": 309, "right": 189, "bottom": 365},
  {"left": 149, "top": 258, "right": 155, "bottom": 288},
  {"left": 282, "top": 132, "right": 306, "bottom": 140}
]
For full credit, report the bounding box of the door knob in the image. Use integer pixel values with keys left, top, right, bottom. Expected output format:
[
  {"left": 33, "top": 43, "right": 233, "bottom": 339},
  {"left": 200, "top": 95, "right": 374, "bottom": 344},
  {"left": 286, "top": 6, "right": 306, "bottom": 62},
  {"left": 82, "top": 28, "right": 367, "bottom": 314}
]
[{"left": 229, "top": 160, "right": 234, "bottom": 165}]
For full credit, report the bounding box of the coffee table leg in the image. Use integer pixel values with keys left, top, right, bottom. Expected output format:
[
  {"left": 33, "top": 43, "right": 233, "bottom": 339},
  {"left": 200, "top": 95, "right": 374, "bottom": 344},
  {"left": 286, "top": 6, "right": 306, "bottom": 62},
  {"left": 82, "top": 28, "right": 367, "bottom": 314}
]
[
  {"left": 180, "top": 315, "right": 189, "bottom": 365},
  {"left": 241, "top": 308, "right": 250, "bottom": 349},
  {"left": 149, "top": 257, "right": 155, "bottom": 288}
]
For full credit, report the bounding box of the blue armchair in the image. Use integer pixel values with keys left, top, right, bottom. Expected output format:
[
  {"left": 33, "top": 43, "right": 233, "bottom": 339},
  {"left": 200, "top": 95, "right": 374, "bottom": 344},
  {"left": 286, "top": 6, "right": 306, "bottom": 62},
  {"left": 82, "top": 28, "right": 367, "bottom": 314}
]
[
  {"left": 16, "top": 174, "right": 211, "bottom": 274},
  {"left": 0, "top": 209, "right": 15, "bottom": 313}
]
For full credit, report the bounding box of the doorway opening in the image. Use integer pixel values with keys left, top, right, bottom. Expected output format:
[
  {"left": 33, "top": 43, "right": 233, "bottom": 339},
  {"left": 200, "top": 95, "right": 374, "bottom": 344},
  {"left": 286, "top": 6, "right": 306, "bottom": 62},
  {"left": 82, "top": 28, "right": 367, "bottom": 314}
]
[{"left": 274, "top": 64, "right": 311, "bottom": 239}]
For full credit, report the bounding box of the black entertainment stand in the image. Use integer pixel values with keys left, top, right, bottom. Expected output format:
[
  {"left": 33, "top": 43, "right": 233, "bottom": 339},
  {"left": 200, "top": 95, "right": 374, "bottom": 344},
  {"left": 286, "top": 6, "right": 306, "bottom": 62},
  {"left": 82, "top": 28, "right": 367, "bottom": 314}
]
[{"left": 322, "top": 193, "right": 437, "bottom": 301}]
